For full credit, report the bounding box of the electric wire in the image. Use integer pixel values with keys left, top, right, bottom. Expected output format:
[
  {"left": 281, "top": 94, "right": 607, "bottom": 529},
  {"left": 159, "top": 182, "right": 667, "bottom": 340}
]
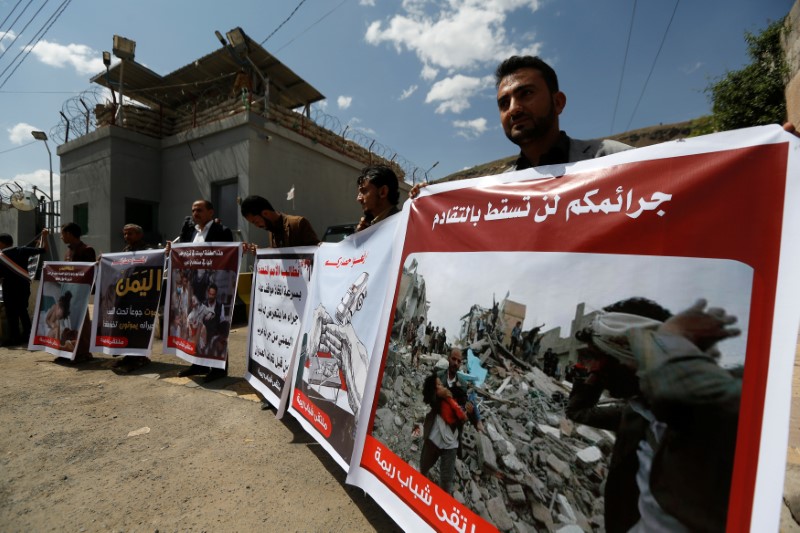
[
  {"left": 624, "top": 0, "right": 680, "bottom": 131},
  {"left": 0, "top": 140, "right": 35, "bottom": 156},
  {"left": 0, "top": 0, "right": 25, "bottom": 35},
  {"left": 610, "top": 0, "right": 636, "bottom": 135},
  {"left": 0, "top": 0, "right": 70, "bottom": 90},
  {"left": 276, "top": 0, "right": 347, "bottom": 53},
  {"left": 0, "top": 0, "right": 44, "bottom": 65},
  {"left": 260, "top": 0, "right": 307, "bottom": 45}
]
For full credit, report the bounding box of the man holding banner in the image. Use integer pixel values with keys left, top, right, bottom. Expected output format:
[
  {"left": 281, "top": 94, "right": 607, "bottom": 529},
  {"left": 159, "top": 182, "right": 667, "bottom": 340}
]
[
  {"left": 0, "top": 230, "right": 48, "bottom": 347},
  {"left": 240, "top": 195, "right": 320, "bottom": 249},
  {"left": 172, "top": 199, "right": 234, "bottom": 382}
]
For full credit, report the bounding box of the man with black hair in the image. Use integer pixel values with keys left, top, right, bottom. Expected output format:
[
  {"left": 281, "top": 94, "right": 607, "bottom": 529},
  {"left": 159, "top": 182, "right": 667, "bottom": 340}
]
[
  {"left": 178, "top": 200, "right": 234, "bottom": 244},
  {"left": 494, "top": 55, "right": 631, "bottom": 170},
  {"left": 240, "top": 194, "right": 319, "bottom": 248},
  {"left": 58, "top": 222, "right": 95, "bottom": 363},
  {"left": 174, "top": 199, "right": 233, "bottom": 382},
  {"left": 355, "top": 164, "right": 401, "bottom": 232},
  {"left": 60, "top": 222, "right": 96, "bottom": 262},
  {"left": 0, "top": 230, "right": 47, "bottom": 347},
  {"left": 408, "top": 55, "right": 631, "bottom": 199}
]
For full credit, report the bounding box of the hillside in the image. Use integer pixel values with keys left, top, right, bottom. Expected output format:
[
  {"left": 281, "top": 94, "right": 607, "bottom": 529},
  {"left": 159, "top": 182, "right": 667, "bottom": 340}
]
[{"left": 438, "top": 116, "right": 714, "bottom": 183}]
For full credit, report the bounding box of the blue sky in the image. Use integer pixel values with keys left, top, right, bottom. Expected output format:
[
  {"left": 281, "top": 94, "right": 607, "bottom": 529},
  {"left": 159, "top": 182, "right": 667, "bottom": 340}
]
[{"left": 0, "top": 0, "right": 791, "bottom": 201}]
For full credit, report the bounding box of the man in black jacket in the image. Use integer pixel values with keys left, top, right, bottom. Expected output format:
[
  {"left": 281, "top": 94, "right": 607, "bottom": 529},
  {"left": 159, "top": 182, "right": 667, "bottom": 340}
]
[
  {"left": 0, "top": 231, "right": 47, "bottom": 347},
  {"left": 178, "top": 200, "right": 234, "bottom": 244},
  {"left": 175, "top": 200, "right": 234, "bottom": 382}
]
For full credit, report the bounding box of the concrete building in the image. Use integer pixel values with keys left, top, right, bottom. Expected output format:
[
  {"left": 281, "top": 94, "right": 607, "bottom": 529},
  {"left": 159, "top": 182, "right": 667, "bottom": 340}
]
[{"left": 55, "top": 28, "right": 407, "bottom": 258}]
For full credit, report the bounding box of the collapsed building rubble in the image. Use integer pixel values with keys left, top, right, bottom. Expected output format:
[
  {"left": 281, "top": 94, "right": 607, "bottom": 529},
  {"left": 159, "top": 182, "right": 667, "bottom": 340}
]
[{"left": 375, "top": 332, "right": 617, "bottom": 532}]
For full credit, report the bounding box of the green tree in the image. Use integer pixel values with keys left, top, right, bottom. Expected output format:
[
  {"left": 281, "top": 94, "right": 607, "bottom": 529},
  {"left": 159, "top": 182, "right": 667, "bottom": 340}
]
[{"left": 706, "top": 18, "right": 789, "bottom": 130}]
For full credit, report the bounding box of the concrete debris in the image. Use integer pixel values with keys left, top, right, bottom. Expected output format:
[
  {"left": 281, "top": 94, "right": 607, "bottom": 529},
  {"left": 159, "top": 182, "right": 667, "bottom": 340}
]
[
  {"left": 576, "top": 446, "right": 602, "bottom": 465},
  {"left": 374, "top": 333, "right": 612, "bottom": 532}
]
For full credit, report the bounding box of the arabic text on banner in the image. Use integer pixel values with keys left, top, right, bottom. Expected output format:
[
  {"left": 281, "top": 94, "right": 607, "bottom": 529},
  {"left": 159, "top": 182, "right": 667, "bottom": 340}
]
[
  {"left": 344, "top": 126, "right": 800, "bottom": 533},
  {"left": 90, "top": 249, "right": 165, "bottom": 356},
  {"left": 285, "top": 217, "right": 401, "bottom": 471},
  {"left": 245, "top": 249, "right": 315, "bottom": 412}
]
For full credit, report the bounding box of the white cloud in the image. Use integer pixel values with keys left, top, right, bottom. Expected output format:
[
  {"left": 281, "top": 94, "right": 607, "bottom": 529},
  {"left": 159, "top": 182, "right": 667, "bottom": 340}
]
[
  {"left": 399, "top": 84, "right": 418, "bottom": 100},
  {"left": 420, "top": 64, "right": 438, "bottom": 80},
  {"left": 24, "top": 39, "right": 105, "bottom": 76},
  {"left": 0, "top": 30, "right": 16, "bottom": 52},
  {"left": 453, "top": 117, "right": 488, "bottom": 138},
  {"left": 365, "top": 1, "right": 542, "bottom": 72},
  {"left": 425, "top": 74, "right": 493, "bottom": 114},
  {"left": 347, "top": 117, "right": 377, "bottom": 136},
  {"left": 2, "top": 170, "right": 61, "bottom": 202},
  {"left": 359, "top": 0, "right": 376, "bottom": 5},
  {"left": 337, "top": 95, "right": 353, "bottom": 110},
  {"left": 7, "top": 122, "right": 39, "bottom": 145}
]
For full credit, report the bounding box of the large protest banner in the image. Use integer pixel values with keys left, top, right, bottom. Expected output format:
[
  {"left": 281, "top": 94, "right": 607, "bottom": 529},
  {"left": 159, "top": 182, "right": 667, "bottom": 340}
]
[
  {"left": 285, "top": 215, "right": 403, "bottom": 471},
  {"left": 163, "top": 243, "right": 241, "bottom": 369},
  {"left": 345, "top": 126, "right": 800, "bottom": 532},
  {"left": 28, "top": 261, "right": 96, "bottom": 359},
  {"left": 244, "top": 247, "right": 315, "bottom": 412},
  {"left": 90, "top": 250, "right": 165, "bottom": 356}
]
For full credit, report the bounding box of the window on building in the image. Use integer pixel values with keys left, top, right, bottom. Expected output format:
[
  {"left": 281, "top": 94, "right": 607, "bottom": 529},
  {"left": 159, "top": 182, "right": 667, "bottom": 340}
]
[
  {"left": 212, "top": 179, "right": 239, "bottom": 233},
  {"left": 73, "top": 203, "right": 88, "bottom": 234},
  {"left": 125, "top": 198, "right": 160, "bottom": 244}
]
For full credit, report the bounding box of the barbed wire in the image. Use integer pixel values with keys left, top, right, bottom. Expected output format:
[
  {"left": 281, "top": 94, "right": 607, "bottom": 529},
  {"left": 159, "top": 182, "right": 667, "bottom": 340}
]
[
  {"left": 49, "top": 85, "right": 109, "bottom": 144},
  {"left": 48, "top": 86, "right": 429, "bottom": 183},
  {"left": 309, "top": 107, "right": 427, "bottom": 184}
]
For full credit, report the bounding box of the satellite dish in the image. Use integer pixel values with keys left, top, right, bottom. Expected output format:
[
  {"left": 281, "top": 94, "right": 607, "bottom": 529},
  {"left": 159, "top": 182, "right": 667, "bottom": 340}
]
[
  {"left": 11, "top": 190, "right": 37, "bottom": 211},
  {"left": 1, "top": 180, "right": 37, "bottom": 212}
]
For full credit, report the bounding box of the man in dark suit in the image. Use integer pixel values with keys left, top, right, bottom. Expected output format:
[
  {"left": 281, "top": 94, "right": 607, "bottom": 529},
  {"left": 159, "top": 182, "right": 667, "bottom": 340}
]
[
  {"left": 175, "top": 199, "right": 234, "bottom": 382},
  {"left": 179, "top": 200, "right": 234, "bottom": 244}
]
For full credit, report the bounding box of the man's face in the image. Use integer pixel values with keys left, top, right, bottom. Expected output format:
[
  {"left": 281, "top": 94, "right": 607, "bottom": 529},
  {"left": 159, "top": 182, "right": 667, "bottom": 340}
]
[
  {"left": 357, "top": 180, "right": 387, "bottom": 218},
  {"left": 122, "top": 227, "right": 142, "bottom": 245},
  {"left": 497, "top": 68, "right": 564, "bottom": 147},
  {"left": 206, "top": 287, "right": 217, "bottom": 304},
  {"left": 191, "top": 201, "right": 214, "bottom": 226},
  {"left": 60, "top": 230, "right": 75, "bottom": 244},
  {"left": 244, "top": 213, "right": 267, "bottom": 229},
  {"left": 448, "top": 350, "right": 463, "bottom": 374}
]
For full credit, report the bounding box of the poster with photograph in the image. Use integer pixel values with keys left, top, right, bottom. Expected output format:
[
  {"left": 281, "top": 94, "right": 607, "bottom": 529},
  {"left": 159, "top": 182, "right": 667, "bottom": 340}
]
[
  {"left": 347, "top": 126, "right": 800, "bottom": 533},
  {"left": 244, "top": 248, "right": 315, "bottom": 412},
  {"left": 163, "top": 243, "right": 241, "bottom": 369},
  {"left": 90, "top": 249, "right": 165, "bottom": 355},
  {"left": 28, "top": 261, "right": 96, "bottom": 359},
  {"left": 285, "top": 214, "right": 404, "bottom": 471}
]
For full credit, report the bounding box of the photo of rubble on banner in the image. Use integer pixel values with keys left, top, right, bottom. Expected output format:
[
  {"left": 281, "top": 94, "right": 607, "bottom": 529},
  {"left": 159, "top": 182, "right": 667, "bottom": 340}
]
[
  {"left": 348, "top": 126, "right": 800, "bottom": 533},
  {"left": 164, "top": 243, "right": 241, "bottom": 369},
  {"left": 372, "top": 252, "right": 751, "bottom": 532}
]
